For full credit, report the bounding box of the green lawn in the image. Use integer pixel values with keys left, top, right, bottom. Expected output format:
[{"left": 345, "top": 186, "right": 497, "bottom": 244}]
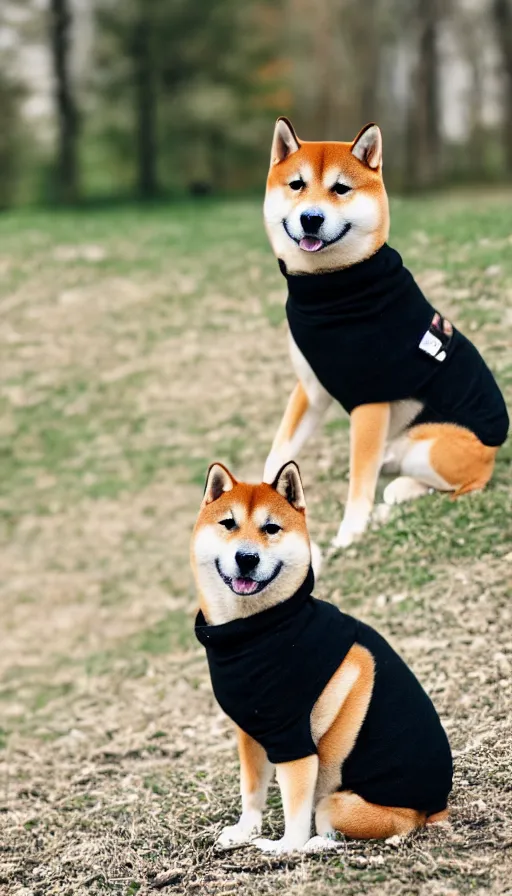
[{"left": 0, "top": 192, "right": 511, "bottom": 895}]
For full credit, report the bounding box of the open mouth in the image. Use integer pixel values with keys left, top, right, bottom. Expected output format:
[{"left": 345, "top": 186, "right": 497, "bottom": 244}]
[
  {"left": 215, "top": 559, "right": 283, "bottom": 596},
  {"left": 283, "top": 220, "right": 351, "bottom": 253}
]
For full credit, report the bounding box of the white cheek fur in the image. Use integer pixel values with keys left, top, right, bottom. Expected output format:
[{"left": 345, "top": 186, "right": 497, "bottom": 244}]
[
  {"left": 274, "top": 193, "right": 380, "bottom": 243},
  {"left": 344, "top": 192, "right": 380, "bottom": 235},
  {"left": 193, "top": 522, "right": 312, "bottom": 624},
  {"left": 263, "top": 185, "right": 291, "bottom": 225},
  {"left": 194, "top": 525, "right": 309, "bottom": 582},
  {"left": 263, "top": 182, "right": 385, "bottom": 273}
]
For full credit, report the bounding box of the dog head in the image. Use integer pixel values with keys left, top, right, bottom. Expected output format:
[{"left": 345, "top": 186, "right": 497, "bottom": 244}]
[
  {"left": 263, "top": 118, "right": 389, "bottom": 274},
  {"left": 191, "top": 461, "right": 311, "bottom": 624}
]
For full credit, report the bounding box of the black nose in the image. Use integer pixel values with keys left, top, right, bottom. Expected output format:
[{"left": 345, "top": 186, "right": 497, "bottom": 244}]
[
  {"left": 235, "top": 551, "right": 260, "bottom": 576},
  {"left": 300, "top": 210, "right": 324, "bottom": 234}
]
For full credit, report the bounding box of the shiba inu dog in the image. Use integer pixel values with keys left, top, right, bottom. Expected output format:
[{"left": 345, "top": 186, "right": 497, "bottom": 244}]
[
  {"left": 192, "top": 461, "right": 452, "bottom": 853},
  {"left": 263, "top": 118, "right": 509, "bottom": 548}
]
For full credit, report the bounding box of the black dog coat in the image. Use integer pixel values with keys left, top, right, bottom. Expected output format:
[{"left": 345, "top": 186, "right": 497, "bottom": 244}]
[
  {"left": 282, "top": 244, "right": 509, "bottom": 447},
  {"left": 195, "top": 568, "right": 453, "bottom": 815}
]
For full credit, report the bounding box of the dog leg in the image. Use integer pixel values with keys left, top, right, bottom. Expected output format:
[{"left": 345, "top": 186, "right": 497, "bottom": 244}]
[
  {"left": 384, "top": 423, "right": 497, "bottom": 502},
  {"left": 312, "top": 645, "right": 428, "bottom": 841},
  {"left": 383, "top": 476, "right": 431, "bottom": 505},
  {"left": 316, "top": 791, "right": 425, "bottom": 840},
  {"left": 332, "top": 403, "right": 390, "bottom": 548},
  {"left": 217, "top": 729, "right": 274, "bottom": 849},
  {"left": 253, "top": 754, "right": 319, "bottom": 853},
  {"left": 263, "top": 381, "right": 331, "bottom": 483},
  {"left": 303, "top": 645, "right": 376, "bottom": 853}
]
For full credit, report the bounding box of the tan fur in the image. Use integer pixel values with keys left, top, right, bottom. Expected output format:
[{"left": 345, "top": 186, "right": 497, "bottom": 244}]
[
  {"left": 274, "top": 381, "right": 310, "bottom": 445},
  {"left": 265, "top": 124, "right": 389, "bottom": 274},
  {"left": 312, "top": 644, "right": 428, "bottom": 839},
  {"left": 238, "top": 727, "right": 271, "bottom": 798},
  {"left": 347, "top": 403, "right": 391, "bottom": 503},
  {"left": 316, "top": 791, "right": 425, "bottom": 840},
  {"left": 426, "top": 808, "right": 450, "bottom": 824},
  {"left": 409, "top": 423, "right": 498, "bottom": 495},
  {"left": 193, "top": 466, "right": 449, "bottom": 849},
  {"left": 264, "top": 118, "right": 502, "bottom": 545},
  {"left": 311, "top": 645, "right": 374, "bottom": 806},
  {"left": 197, "top": 480, "right": 305, "bottom": 544},
  {"left": 232, "top": 641, "right": 435, "bottom": 844},
  {"left": 277, "top": 755, "right": 319, "bottom": 818},
  {"left": 314, "top": 645, "right": 375, "bottom": 766},
  {"left": 192, "top": 467, "right": 310, "bottom": 624}
]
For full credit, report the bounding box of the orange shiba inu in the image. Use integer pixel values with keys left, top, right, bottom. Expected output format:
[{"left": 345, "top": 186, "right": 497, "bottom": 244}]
[
  {"left": 192, "top": 462, "right": 452, "bottom": 853},
  {"left": 263, "top": 118, "right": 509, "bottom": 548}
]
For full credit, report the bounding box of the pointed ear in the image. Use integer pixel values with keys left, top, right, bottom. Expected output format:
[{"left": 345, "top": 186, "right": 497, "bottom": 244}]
[
  {"left": 271, "top": 461, "right": 306, "bottom": 512},
  {"left": 351, "top": 123, "right": 382, "bottom": 170},
  {"left": 270, "top": 117, "right": 300, "bottom": 165},
  {"left": 202, "top": 463, "right": 236, "bottom": 505}
]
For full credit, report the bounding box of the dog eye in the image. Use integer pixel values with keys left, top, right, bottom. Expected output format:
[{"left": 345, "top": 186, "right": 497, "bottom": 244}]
[
  {"left": 289, "top": 179, "right": 305, "bottom": 191},
  {"left": 219, "top": 518, "right": 236, "bottom": 530},
  {"left": 262, "top": 523, "right": 281, "bottom": 535},
  {"left": 333, "top": 183, "right": 351, "bottom": 195}
]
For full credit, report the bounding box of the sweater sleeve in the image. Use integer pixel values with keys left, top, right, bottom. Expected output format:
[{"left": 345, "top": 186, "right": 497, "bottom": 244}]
[{"left": 260, "top": 716, "right": 318, "bottom": 765}]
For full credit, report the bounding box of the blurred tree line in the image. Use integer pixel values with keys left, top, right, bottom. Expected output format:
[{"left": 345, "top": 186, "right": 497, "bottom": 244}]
[{"left": 1, "top": 0, "right": 512, "bottom": 206}]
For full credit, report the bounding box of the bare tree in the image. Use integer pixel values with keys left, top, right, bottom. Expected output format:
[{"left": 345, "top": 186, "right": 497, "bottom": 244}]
[
  {"left": 286, "top": 0, "right": 382, "bottom": 141},
  {"left": 347, "top": 0, "right": 381, "bottom": 125},
  {"left": 455, "top": 4, "right": 488, "bottom": 179},
  {"left": 133, "top": 0, "right": 159, "bottom": 199},
  {"left": 404, "top": 0, "right": 443, "bottom": 190},
  {"left": 49, "top": 0, "right": 79, "bottom": 203},
  {"left": 492, "top": 0, "right": 512, "bottom": 170}
]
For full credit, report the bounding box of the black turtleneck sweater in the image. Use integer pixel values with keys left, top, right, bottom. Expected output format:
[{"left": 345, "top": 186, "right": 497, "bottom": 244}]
[
  {"left": 282, "top": 245, "right": 508, "bottom": 447},
  {"left": 195, "top": 569, "right": 453, "bottom": 815}
]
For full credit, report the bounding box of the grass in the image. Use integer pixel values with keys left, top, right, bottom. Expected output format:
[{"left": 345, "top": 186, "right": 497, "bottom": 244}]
[{"left": 0, "top": 190, "right": 511, "bottom": 895}]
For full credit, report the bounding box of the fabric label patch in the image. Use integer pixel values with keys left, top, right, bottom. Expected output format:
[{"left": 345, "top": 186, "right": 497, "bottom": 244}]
[
  {"left": 419, "top": 312, "right": 453, "bottom": 362},
  {"left": 419, "top": 331, "right": 442, "bottom": 357}
]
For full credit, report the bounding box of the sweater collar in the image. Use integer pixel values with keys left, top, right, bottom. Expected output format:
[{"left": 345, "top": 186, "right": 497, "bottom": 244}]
[
  {"left": 195, "top": 566, "right": 315, "bottom": 651},
  {"left": 280, "top": 243, "right": 405, "bottom": 315}
]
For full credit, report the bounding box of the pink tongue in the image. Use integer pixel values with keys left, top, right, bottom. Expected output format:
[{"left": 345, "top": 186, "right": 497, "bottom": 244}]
[
  {"left": 232, "top": 578, "right": 259, "bottom": 595},
  {"left": 299, "top": 236, "right": 323, "bottom": 252}
]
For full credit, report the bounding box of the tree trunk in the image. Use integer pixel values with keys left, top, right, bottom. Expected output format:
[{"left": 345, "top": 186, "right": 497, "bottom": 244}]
[
  {"left": 311, "top": 0, "right": 334, "bottom": 137},
  {"left": 405, "top": 0, "right": 442, "bottom": 189},
  {"left": 49, "top": 0, "right": 79, "bottom": 203},
  {"left": 350, "top": 0, "right": 380, "bottom": 125},
  {"left": 133, "top": 3, "right": 159, "bottom": 199},
  {"left": 492, "top": 0, "right": 512, "bottom": 171}
]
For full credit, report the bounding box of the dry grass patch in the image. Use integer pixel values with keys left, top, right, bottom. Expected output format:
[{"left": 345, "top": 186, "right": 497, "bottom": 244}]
[{"left": 0, "top": 194, "right": 511, "bottom": 895}]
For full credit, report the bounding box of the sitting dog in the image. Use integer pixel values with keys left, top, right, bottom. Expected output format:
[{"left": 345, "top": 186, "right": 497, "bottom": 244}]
[
  {"left": 192, "top": 461, "right": 453, "bottom": 853},
  {"left": 262, "top": 118, "right": 509, "bottom": 548}
]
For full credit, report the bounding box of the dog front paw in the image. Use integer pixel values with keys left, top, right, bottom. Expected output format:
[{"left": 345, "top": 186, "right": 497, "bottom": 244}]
[
  {"left": 331, "top": 503, "right": 371, "bottom": 550},
  {"left": 383, "top": 476, "right": 430, "bottom": 505},
  {"left": 253, "top": 837, "right": 301, "bottom": 854},
  {"left": 217, "top": 821, "right": 260, "bottom": 850},
  {"left": 330, "top": 529, "right": 358, "bottom": 550},
  {"left": 331, "top": 521, "right": 365, "bottom": 550},
  {"left": 302, "top": 835, "right": 340, "bottom": 853}
]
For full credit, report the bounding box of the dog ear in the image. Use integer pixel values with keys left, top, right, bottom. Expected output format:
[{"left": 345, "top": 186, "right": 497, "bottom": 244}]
[
  {"left": 272, "top": 461, "right": 306, "bottom": 511},
  {"left": 351, "top": 123, "right": 382, "bottom": 170},
  {"left": 270, "top": 117, "right": 300, "bottom": 165},
  {"left": 203, "top": 463, "right": 236, "bottom": 505}
]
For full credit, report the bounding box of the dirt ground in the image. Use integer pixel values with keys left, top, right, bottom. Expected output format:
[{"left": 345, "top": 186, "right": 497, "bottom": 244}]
[{"left": 0, "top": 195, "right": 511, "bottom": 895}]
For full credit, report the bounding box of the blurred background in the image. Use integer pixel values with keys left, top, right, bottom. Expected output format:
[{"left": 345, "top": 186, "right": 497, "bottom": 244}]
[
  {"left": 2, "top": 0, "right": 512, "bottom": 208},
  {"left": 2, "top": 2, "right": 512, "bottom": 892}
]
